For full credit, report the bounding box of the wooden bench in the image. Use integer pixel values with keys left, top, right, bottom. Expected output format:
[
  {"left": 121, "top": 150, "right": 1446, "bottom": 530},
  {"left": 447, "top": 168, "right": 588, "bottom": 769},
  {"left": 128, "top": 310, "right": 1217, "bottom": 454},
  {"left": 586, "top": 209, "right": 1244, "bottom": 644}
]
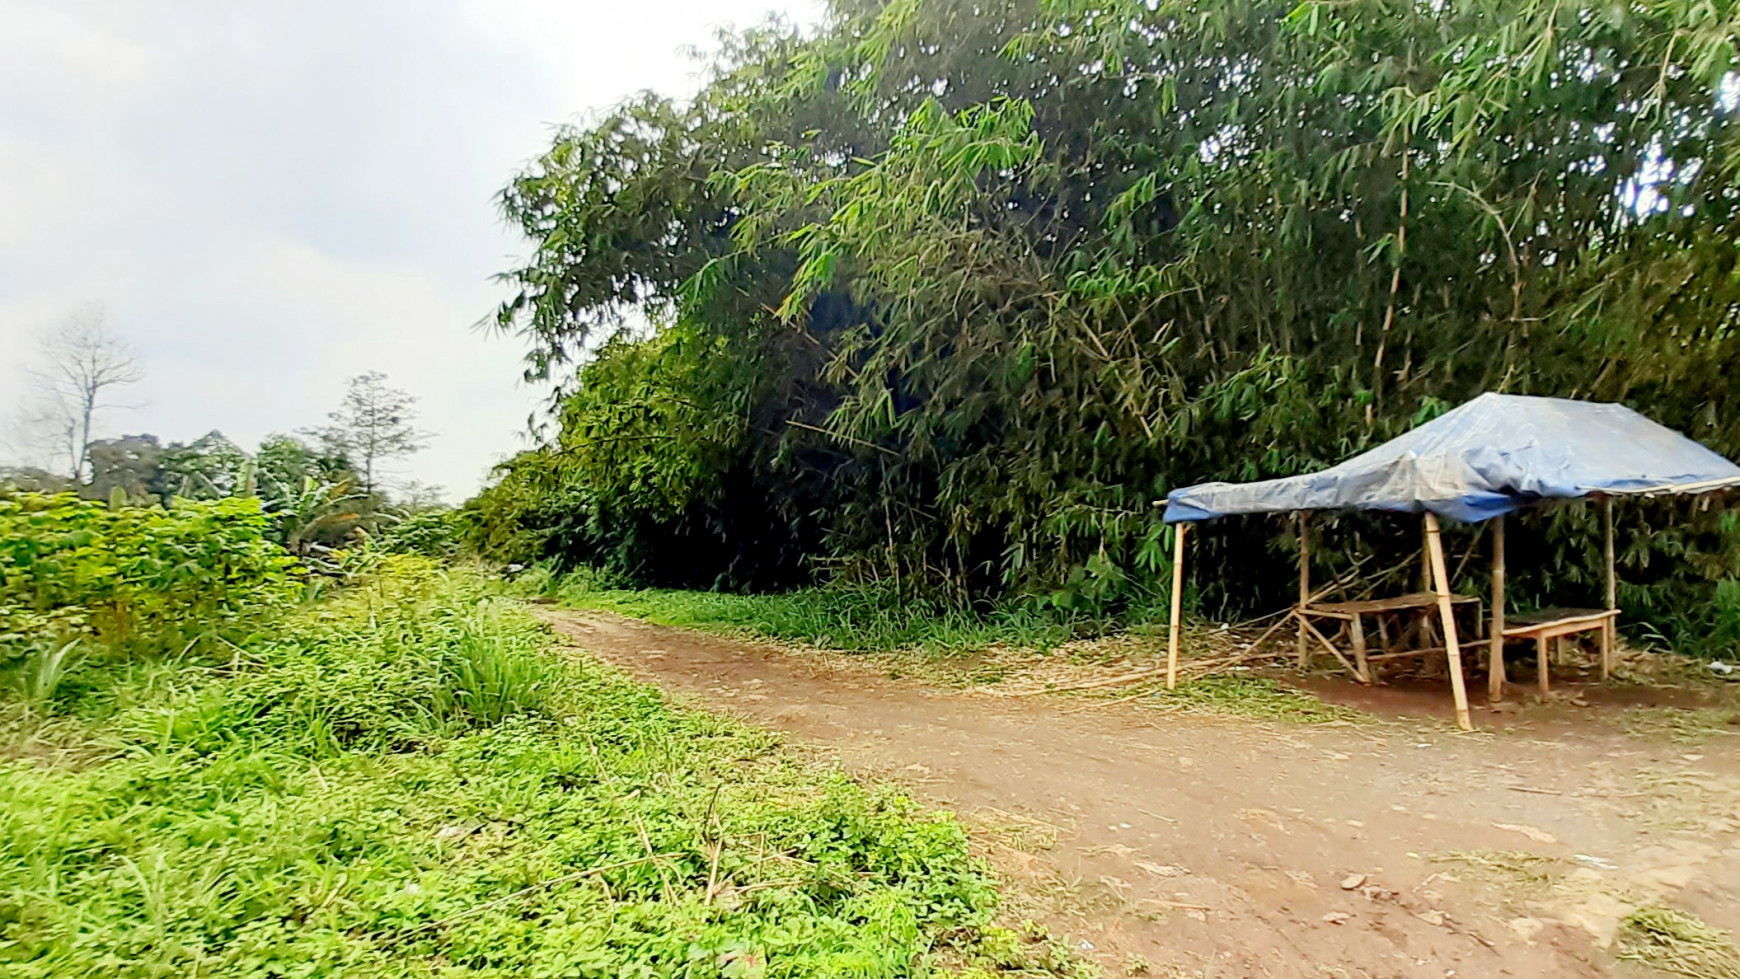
[
  {"left": 1501, "top": 608, "right": 1618, "bottom": 694},
  {"left": 1304, "top": 591, "right": 1481, "bottom": 683}
]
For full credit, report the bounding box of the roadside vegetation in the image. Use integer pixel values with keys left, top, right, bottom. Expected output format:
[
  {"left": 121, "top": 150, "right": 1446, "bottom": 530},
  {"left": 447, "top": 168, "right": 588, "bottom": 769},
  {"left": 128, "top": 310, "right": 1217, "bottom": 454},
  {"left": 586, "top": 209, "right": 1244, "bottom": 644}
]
[
  {"left": 537, "top": 571, "right": 1091, "bottom": 654},
  {"left": 461, "top": 0, "right": 1740, "bottom": 663},
  {"left": 0, "top": 493, "right": 1081, "bottom": 978}
]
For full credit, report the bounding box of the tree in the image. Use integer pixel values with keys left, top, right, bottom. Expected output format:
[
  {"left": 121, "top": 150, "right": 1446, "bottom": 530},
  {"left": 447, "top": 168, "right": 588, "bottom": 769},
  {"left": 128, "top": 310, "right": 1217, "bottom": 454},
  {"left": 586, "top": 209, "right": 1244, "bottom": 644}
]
[
  {"left": 19, "top": 305, "right": 144, "bottom": 482},
  {"left": 306, "top": 372, "right": 428, "bottom": 496},
  {"left": 156, "top": 431, "right": 252, "bottom": 500},
  {"left": 86, "top": 434, "right": 165, "bottom": 501}
]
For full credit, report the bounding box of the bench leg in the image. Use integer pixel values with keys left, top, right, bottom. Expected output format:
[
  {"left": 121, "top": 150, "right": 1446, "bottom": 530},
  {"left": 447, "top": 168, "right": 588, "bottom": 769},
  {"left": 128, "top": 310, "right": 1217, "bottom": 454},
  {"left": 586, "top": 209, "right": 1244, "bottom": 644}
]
[
  {"left": 1351, "top": 614, "right": 1369, "bottom": 685},
  {"left": 1489, "top": 634, "right": 1506, "bottom": 702},
  {"left": 1600, "top": 620, "right": 1613, "bottom": 681},
  {"left": 1536, "top": 635, "right": 1550, "bottom": 696}
]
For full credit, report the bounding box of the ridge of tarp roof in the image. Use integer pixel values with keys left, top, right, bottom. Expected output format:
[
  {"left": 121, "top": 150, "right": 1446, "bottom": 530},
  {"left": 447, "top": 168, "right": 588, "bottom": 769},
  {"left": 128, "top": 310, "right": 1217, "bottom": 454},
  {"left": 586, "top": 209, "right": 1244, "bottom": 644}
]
[{"left": 1164, "top": 393, "right": 1740, "bottom": 524}]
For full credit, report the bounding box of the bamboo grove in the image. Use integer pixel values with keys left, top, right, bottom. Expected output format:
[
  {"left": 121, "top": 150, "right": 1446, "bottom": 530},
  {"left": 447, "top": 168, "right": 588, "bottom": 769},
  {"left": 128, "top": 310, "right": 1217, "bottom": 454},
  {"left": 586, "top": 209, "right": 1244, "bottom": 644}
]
[{"left": 467, "top": 0, "right": 1740, "bottom": 649}]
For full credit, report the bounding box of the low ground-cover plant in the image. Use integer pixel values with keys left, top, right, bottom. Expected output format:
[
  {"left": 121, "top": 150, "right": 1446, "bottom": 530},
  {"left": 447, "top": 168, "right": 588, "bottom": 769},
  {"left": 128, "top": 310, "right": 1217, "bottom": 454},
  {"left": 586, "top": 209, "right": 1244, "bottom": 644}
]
[{"left": 0, "top": 562, "right": 1022, "bottom": 977}]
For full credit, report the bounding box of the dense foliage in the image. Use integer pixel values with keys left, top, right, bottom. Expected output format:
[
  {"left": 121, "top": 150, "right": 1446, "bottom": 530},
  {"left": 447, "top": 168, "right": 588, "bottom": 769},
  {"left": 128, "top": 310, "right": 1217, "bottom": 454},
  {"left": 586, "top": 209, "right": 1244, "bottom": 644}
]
[
  {"left": 471, "top": 0, "right": 1740, "bottom": 647},
  {"left": 0, "top": 564, "right": 1044, "bottom": 977},
  {"left": 0, "top": 493, "right": 297, "bottom": 656}
]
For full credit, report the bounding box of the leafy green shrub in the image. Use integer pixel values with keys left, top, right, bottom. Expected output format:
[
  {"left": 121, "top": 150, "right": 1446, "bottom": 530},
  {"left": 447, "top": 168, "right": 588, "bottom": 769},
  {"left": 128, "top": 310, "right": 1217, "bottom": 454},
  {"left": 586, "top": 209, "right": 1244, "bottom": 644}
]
[
  {"left": 379, "top": 507, "right": 463, "bottom": 558},
  {"left": 0, "top": 493, "right": 297, "bottom": 655},
  {"left": 0, "top": 566, "right": 1008, "bottom": 977}
]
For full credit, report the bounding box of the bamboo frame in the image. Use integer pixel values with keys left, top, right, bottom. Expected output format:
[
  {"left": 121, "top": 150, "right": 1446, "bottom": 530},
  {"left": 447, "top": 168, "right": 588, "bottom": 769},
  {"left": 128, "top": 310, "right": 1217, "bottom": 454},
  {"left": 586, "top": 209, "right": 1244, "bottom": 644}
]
[
  {"left": 1488, "top": 515, "right": 1506, "bottom": 702},
  {"left": 1167, "top": 522, "right": 1188, "bottom": 690},
  {"left": 1424, "top": 512, "right": 1473, "bottom": 731},
  {"left": 1164, "top": 492, "right": 1645, "bottom": 727}
]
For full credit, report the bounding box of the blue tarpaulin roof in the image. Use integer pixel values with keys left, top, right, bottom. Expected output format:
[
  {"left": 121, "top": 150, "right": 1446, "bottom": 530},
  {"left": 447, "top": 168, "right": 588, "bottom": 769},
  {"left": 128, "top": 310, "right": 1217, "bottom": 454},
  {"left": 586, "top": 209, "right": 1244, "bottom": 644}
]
[{"left": 1164, "top": 393, "right": 1740, "bottom": 524}]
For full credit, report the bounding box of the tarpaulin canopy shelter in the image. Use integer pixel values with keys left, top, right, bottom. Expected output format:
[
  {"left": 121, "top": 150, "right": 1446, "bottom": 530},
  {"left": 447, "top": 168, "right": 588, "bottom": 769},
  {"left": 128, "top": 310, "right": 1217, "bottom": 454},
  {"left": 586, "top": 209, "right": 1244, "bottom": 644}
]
[{"left": 1158, "top": 393, "right": 1740, "bottom": 729}]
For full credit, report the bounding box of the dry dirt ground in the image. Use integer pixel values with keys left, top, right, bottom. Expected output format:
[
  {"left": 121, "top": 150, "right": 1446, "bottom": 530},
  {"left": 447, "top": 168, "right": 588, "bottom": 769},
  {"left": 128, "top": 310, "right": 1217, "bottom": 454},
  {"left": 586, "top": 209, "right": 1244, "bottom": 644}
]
[{"left": 541, "top": 609, "right": 1740, "bottom": 979}]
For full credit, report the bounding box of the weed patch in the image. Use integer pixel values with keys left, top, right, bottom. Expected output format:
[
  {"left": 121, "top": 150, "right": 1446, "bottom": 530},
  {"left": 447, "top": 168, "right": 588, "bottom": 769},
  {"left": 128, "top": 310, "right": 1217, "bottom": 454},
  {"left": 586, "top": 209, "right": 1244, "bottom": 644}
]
[
  {"left": 1618, "top": 906, "right": 1740, "bottom": 979},
  {"left": 1622, "top": 705, "right": 1740, "bottom": 745}
]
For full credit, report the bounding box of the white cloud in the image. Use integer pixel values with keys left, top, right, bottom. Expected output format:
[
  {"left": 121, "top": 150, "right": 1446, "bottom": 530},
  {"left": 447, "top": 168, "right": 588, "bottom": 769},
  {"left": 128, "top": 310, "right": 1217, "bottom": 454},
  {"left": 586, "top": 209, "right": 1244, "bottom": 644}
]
[{"left": 0, "top": 0, "right": 821, "bottom": 498}]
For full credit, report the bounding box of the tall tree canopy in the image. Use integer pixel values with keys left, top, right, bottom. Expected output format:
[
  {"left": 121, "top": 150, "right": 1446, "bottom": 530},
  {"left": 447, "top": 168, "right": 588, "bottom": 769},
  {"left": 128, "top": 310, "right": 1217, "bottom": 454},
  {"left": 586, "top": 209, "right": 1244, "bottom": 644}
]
[{"left": 472, "top": 0, "right": 1740, "bottom": 639}]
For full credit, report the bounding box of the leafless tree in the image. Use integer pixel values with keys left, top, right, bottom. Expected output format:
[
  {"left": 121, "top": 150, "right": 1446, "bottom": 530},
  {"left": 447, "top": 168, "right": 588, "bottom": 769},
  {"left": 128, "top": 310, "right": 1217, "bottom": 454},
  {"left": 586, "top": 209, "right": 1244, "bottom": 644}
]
[{"left": 19, "top": 305, "right": 144, "bottom": 481}]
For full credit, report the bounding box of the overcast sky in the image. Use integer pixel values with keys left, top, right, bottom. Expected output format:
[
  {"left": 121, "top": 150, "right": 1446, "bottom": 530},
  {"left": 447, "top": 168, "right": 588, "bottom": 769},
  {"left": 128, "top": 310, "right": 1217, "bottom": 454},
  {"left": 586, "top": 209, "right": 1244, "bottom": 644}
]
[{"left": 0, "top": 0, "right": 820, "bottom": 498}]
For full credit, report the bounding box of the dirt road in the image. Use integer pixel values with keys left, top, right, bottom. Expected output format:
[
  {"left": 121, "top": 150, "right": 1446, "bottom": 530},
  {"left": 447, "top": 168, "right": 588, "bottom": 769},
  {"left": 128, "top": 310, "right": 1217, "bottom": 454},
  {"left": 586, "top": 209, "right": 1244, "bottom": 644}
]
[{"left": 543, "top": 610, "right": 1740, "bottom": 978}]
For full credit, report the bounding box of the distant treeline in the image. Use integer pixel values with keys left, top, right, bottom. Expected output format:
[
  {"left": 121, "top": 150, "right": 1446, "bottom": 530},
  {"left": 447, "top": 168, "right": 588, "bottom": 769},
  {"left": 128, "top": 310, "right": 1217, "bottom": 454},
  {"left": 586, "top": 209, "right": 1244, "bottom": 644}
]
[{"left": 466, "top": 0, "right": 1740, "bottom": 653}]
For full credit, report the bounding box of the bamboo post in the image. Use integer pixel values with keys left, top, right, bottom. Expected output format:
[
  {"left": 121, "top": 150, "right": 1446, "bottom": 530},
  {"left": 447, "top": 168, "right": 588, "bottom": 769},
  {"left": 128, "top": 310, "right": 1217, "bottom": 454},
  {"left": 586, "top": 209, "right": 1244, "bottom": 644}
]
[
  {"left": 1601, "top": 617, "right": 1614, "bottom": 680},
  {"left": 1296, "top": 511, "right": 1311, "bottom": 668},
  {"left": 1488, "top": 515, "right": 1506, "bottom": 703},
  {"left": 1167, "top": 522, "right": 1188, "bottom": 690},
  {"left": 1602, "top": 496, "right": 1617, "bottom": 681},
  {"left": 1424, "top": 512, "right": 1473, "bottom": 731},
  {"left": 1602, "top": 496, "right": 1617, "bottom": 612},
  {"left": 1421, "top": 521, "right": 1433, "bottom": 592}
]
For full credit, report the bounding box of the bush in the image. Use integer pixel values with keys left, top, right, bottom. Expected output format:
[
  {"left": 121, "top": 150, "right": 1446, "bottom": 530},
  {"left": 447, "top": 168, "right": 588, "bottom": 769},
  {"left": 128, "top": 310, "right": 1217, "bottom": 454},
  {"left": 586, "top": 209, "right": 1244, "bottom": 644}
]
[
  {"left": 379, "top": 508, "right": 463, "bottom": 559},
  {"left": 0, "top": 493, "right": 297, "bottom": 657}
]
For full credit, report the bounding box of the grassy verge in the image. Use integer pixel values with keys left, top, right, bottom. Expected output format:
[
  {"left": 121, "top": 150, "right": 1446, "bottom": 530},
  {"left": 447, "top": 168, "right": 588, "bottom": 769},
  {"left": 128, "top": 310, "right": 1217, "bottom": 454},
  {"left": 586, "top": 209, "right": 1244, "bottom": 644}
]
[
  {"left": 1621, "top": 705, "right": 1740, "bottom": 744},
  {"left": 1, "top": 562, "right": 1074, "bottom": 977},
  {"left": 544, "top": 576, "right": 1084, "bottom": 655}
]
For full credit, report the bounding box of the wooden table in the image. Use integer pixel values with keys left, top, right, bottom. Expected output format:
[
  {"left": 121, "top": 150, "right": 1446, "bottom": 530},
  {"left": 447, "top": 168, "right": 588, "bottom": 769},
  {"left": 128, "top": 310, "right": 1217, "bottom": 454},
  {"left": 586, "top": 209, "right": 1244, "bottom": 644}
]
[
  {"left": 1303, "top": 591, "right": 1482, "bottom": 683},
  {"left": 1501, "top": 607, "right": 1619, "bottom": 694}
]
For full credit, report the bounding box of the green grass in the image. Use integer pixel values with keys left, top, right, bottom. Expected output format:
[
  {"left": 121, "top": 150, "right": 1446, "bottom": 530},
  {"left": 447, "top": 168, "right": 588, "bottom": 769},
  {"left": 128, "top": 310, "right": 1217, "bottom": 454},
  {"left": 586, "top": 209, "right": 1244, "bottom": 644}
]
[
  {"left": 548, "top": 578, "right": 1082, "bottom": 655},
  {"left": 0, "top": 563, "right": 1061, "bottom": 978}
]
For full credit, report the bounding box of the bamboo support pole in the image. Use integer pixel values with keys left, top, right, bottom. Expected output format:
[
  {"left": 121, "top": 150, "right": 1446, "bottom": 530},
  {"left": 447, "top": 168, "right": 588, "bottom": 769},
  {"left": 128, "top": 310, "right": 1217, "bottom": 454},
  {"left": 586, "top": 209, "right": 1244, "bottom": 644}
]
[
  {"left": 1296, "top": 511, "right": 1311, "bottom": 668},
  {"left": 1489, "top": 515, "right": 1506, "bottom": 703},
  {"left": 1602, "top": 497, "right": 1617, "bottom": 611},
  {"left": 1424, "top": 512, "right": 1473, "bottom": 731},
  {"left": 1602, "top": 496, "right": 1617, "bottom": 680},
  {"left": 1167, "top": 522, "right": 1188, "bottom": 690}
]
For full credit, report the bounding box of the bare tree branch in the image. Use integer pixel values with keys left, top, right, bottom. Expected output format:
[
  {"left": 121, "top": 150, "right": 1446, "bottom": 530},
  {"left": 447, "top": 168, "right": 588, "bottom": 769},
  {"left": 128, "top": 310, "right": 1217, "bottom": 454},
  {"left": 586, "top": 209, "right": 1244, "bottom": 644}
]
[{"left": 15, "top": 305, "right": 143, "bottom": 481}]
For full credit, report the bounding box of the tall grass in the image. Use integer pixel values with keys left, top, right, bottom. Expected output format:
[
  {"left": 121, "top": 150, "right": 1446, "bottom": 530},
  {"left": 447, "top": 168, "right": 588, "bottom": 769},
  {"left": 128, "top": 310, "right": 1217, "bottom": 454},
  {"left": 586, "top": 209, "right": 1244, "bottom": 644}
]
[
  {"left": 8, "top": 639, "right": 80, "bottom": 717},
  {"left": 0, "top": 561, "right": 1029, "bottom": 978},
  {"left": 431, "top": 603, "right": 551, "bottom": 725}
]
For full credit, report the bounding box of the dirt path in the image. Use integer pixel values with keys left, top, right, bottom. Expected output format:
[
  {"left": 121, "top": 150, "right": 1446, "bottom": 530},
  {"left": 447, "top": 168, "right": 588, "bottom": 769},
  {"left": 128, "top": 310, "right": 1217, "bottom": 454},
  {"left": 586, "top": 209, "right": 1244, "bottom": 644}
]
[{"left": 543, "top": 610, "right": 1740, "bottom": 978}]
